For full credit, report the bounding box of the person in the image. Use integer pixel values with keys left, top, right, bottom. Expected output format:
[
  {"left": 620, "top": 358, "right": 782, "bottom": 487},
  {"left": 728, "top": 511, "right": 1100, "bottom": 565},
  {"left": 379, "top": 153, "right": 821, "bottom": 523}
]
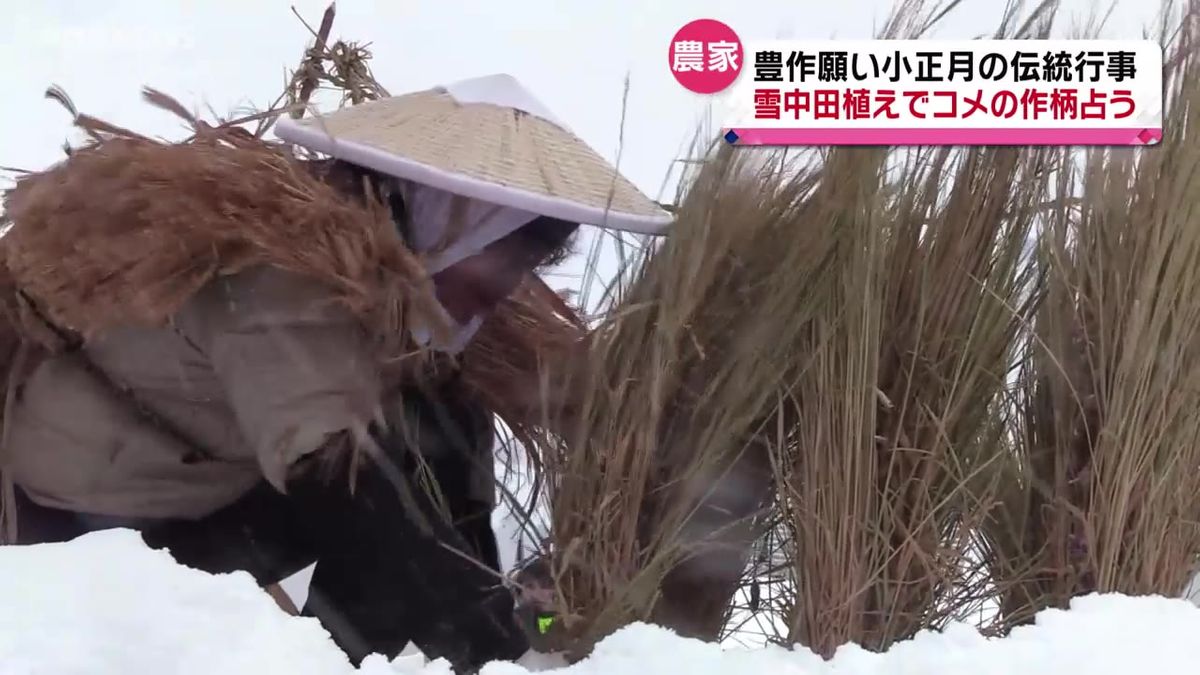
[{"left": 0, "top": 73, "right": 672, "bottom": 672}]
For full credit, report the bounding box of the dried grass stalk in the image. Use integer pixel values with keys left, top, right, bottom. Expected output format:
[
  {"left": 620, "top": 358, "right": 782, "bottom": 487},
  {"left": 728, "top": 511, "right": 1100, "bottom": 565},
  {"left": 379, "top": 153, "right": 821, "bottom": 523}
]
[
  {"left": 981, "top": 0, "right": 1200, "bottom": 629},
  {"left": 532, "top": 137, "right": 904, "bottom": 655},
  {"left": 776, "top": 139, "right": 1050, "bottom": 654}
]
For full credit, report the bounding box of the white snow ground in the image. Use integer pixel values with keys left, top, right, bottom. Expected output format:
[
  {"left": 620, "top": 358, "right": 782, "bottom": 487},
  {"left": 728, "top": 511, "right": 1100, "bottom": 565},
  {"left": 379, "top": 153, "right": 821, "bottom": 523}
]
[{"left": 2, "top": 529, "right": 1200, "bottom": 674}]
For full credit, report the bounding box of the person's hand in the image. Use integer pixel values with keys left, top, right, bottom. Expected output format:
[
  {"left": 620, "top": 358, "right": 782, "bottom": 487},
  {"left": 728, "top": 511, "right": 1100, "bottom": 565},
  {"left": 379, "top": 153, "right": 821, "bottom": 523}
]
[{"left": 510, "top": 556, "right": 573, "bottom": 657}]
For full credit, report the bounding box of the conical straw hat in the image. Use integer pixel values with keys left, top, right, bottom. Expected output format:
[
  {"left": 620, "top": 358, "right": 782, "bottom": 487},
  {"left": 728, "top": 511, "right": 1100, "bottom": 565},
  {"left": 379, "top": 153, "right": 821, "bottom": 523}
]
[{"left": 274, "top": 74, "right": 673, "bottom": 235}]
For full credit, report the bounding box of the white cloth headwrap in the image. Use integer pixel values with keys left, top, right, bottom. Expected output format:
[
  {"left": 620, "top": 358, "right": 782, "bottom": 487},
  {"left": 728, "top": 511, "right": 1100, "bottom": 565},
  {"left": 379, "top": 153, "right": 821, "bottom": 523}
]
[
  {"left": 397, "top": 180, "right": 540, "bottom": 353},
  {"left": 400, "top": 181, "right": 541, "bottom": 274}
]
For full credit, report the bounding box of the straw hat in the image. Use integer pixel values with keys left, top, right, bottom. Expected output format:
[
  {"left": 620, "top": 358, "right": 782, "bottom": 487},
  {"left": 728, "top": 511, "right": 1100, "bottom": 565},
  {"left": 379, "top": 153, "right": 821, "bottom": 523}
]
[{"left": 274, "top": 74, "right": 673, "bottom": 235}]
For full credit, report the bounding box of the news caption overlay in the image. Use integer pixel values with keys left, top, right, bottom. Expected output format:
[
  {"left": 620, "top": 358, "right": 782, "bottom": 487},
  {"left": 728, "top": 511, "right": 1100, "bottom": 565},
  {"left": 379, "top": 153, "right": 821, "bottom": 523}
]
[{"left": 668, "top": 20, "right": 1163, "bottom": 146}]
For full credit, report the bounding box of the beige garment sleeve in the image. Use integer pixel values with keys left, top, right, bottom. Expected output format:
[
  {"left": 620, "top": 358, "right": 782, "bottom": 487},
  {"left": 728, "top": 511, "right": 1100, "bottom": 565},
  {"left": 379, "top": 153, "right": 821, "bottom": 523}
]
[{"left": 176, "top": 265, "right": 383, "bottom": 492}]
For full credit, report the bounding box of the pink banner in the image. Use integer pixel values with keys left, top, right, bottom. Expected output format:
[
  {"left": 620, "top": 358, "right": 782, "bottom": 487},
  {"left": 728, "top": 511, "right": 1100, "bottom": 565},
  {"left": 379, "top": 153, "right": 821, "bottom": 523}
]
[{"left": 724, "top": 127, "right": 1162, "bottom": 146}]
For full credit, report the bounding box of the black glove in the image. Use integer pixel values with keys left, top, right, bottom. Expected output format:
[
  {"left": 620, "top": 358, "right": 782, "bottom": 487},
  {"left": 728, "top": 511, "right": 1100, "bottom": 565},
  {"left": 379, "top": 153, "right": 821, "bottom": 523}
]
[{"left": 284, "top": 432, "right": 529, "bottom": 673}]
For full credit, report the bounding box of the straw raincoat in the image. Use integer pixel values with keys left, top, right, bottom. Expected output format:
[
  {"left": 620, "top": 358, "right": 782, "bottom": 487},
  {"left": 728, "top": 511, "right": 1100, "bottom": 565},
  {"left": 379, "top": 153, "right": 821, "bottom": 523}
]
[{"left": 0, "top": 72, "right": 672, "bottom": 540}]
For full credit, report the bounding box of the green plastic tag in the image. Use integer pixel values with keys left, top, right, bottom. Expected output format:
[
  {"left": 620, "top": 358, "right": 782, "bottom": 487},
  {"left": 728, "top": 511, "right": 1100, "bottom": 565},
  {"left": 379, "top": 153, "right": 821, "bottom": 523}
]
[{"left": 537, "top": 615, "right": 555, "bottom": 635}]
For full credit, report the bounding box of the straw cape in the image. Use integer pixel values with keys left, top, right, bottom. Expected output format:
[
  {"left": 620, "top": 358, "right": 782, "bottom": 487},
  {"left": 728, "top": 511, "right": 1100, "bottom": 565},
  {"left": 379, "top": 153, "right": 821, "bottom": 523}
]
[
  {"left": 0, "top": 131, "right": 441, "bottom": 360},
  {"left": 0, "top": 72, "right": 646, "bottom": 536},
  {"left": 274, "top": 73, "right": 674, "bottom": 237}
]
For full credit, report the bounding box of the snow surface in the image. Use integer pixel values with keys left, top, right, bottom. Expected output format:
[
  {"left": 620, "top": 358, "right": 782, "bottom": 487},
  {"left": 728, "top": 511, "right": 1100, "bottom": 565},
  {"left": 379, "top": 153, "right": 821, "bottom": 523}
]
[{"left": 3, "top": 529, "right": 1200, "bottom": 674}]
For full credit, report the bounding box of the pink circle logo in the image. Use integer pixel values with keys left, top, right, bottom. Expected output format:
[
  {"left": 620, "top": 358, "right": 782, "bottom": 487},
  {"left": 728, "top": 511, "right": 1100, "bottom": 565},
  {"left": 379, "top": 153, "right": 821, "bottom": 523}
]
[{"left": 668, "top": 19, "right": 743, "bottom": 94}]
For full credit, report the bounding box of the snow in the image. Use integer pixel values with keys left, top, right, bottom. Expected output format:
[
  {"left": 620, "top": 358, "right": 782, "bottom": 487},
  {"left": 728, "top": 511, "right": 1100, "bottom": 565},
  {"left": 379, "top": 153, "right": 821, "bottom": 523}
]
[{"left": 3, "top": 529, "right": 1200, "bottom": 674}]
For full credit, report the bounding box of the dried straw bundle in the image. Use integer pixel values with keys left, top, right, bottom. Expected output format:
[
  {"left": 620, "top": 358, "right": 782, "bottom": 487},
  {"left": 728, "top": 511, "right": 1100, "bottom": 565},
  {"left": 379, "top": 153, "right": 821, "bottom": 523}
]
[
  {"left": 533, "top": 142, "right": 851, "bottom": 653},
  {"left": 534, "top": 0, "right": 1058, "bottom": 657},
  {"left": 774, "top": 140, "right": 1050, "bottom": 654},
  {"left": 769, "top": 7, "right": 1063, "bottom": 649},
  {"left": 981, "top": 0, "right": 1200, "bottom": 629}
]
